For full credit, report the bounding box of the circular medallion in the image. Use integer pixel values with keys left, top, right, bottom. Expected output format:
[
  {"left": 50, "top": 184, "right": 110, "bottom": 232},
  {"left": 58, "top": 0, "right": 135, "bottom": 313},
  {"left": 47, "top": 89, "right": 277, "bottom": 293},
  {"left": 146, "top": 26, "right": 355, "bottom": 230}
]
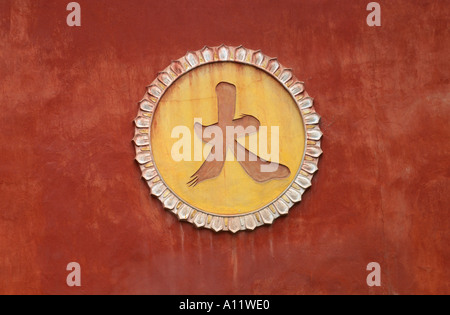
[{"left": 134, "top": 45, "right": 322, "bottom": 233}]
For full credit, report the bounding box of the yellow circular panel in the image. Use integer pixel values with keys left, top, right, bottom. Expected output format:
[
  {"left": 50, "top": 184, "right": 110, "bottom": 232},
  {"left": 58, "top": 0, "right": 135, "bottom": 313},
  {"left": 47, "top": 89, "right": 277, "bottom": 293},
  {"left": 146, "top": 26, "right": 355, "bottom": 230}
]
[{"left": 151, "top": 62, "right": 305, "bottom": 216}]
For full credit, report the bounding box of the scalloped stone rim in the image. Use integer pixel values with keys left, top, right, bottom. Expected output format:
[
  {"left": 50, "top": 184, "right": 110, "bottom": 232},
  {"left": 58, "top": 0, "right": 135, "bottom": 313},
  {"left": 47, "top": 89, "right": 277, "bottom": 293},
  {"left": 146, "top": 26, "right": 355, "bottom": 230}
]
[{"left": 134, "top": 45, "right": 323, "bottom": 233}]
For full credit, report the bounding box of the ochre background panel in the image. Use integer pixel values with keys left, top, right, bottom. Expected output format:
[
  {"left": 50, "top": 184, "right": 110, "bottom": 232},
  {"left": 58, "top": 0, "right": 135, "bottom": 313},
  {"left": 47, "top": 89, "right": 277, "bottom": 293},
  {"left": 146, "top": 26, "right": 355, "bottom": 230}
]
[{"left": 0, "top": 0, "right": 448, "bottom": 294}]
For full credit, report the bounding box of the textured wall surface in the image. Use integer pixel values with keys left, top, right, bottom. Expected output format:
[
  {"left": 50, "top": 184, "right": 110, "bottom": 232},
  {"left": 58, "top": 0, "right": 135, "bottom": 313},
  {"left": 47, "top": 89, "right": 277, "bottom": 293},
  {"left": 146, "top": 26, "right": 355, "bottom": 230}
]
[{"left": 0, "top": 0, "right": 448, "bottom": 294}]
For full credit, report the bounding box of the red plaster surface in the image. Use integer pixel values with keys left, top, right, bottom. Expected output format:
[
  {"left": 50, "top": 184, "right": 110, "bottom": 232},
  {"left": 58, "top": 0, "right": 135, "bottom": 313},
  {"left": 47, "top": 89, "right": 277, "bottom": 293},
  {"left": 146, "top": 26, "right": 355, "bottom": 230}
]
[{"left": 0, "top": 0, "right": 448, "bottom": 295}]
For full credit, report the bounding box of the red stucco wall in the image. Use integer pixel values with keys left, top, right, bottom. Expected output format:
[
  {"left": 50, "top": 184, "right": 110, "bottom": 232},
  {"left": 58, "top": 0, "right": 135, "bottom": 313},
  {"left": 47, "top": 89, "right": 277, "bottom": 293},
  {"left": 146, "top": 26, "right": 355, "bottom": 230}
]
[{"left": 0, "top": 0, "right": 448, "bottom": 294}]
